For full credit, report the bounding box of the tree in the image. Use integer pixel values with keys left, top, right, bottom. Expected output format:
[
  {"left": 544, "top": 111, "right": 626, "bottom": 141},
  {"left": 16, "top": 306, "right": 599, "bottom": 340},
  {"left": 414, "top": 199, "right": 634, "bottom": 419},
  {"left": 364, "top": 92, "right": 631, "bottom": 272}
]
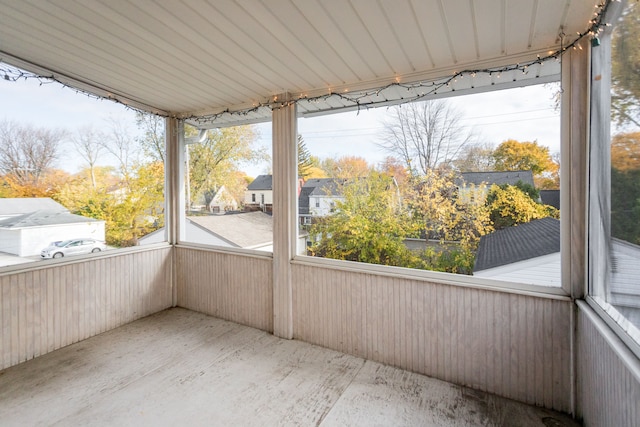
[
  {"left": 611, "top": 131, "right": 640, "bottom": 172},
  {"left": 57, "top": 163, "right": 164, "bottom": 247},
  {"left": 378, "top": 156, "right": 410, "bottom": 195},
  {"left": 379, "top": 100, "right": 474, "bottom": 176},
  {"left": 320, "top": 156, "right": 372, "bottom": 179},
  {"left": 104, "top": 117, "right": 139, "bottom": 180},
  {"left": 492, "top": 139, "right": 559, "bottom": 189},
  {"left": 452, "top": 142, "right": 496, "bottom": 172},
  {"left": 486, "top": 184, "right": 558, "bottom": 230},
  {"left": 187, "top": 125, "right": 266, "bottom": 208},
  {"left": 408, "top": 169, "right": 492, "bottom": 247},
  {"left": 135, "top": 112, "right": 165, "bottom": 163},
  {"left": 297, "top": 135, "right": 313, "bottom": 179},
  {"left": 71, "top": 125, "right": 104, "bottom": 188},
  {"left": 0, "top": 119, "right": 66, "bottom": 189},
  {"left": 612, "top": 1, "right": 640, "bottom": 127},
  {"left": 309, "top": 172, "right": 416, "bottom": 267}
]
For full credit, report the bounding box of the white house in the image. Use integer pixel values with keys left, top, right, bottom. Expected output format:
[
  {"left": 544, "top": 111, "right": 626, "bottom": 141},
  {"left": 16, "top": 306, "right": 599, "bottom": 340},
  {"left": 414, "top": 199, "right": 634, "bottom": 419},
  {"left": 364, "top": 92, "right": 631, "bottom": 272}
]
[
  {"left": 298, "top": 178, "right": 344, "bottom": 224},
  {"left": 0, "top": 210, "right": 105, "bottom": 257},
  {"left": 206, "top": 185, "right": 238, "bottom": 213},
  {"left": 244, "top": 175, "right": 273, "bottom": 212}
]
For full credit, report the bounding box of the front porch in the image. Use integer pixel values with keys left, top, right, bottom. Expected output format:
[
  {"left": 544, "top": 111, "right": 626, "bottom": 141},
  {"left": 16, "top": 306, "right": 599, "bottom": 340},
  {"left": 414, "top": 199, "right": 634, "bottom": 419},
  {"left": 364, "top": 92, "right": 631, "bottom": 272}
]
[{"left": 0, "top": 307, "right": 578, "bottom": 426}]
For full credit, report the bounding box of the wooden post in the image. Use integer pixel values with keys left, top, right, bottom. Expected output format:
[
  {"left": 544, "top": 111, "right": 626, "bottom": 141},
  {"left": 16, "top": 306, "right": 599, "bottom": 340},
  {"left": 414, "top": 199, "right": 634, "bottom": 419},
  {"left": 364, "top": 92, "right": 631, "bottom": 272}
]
[{"left": 272, "top": 95, "right": 297, "bottom": 339}]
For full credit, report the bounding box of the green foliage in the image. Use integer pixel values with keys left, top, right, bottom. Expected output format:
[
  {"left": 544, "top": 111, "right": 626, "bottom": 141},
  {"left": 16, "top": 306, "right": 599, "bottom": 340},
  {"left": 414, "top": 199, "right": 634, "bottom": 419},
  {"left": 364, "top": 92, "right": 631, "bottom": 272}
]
[
  {"left": 297, "top": 135, "right": 314, "bottom": 179},
  {"left": 309, "top": 172, "right": 416, "bottom": 267}
]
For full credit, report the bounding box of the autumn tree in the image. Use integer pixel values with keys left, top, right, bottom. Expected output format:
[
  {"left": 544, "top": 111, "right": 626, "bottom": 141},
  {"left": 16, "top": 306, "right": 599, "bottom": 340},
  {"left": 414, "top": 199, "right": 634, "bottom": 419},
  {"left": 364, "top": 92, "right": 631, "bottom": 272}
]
[
  {"left": 320, "top": 155, "right": 372, "bottom": 179},
  {"left": 492, "top": 139, "right": 559, "bottom": 189},
  {"left": 0, "top": 119, "right": 66, "bottom": 190},
  {"left": 409, "top": 169, "right": 493, "bottom": 248},
  {"left": 453, "top": 141, "right": 496, "bottom": 172},
  {"left": 486, "top": 184, "right": 558, "bottom": 230},
  {"left": 611, "top": 131, "right": 640, "bottom": 171},
  {"left": 378, "top": 156, "right": 410, "bottom": 195},
  {"left": 309, "top": 172, "right": 416, "bottom": 267},
  {"left": 612, "top": 1, "right": 640, "bottom": 127},
  {"left": 379, "top": 100, "right": 474, "bottom": 176},
  {"left": 187, "top": 125, "right": 266, "bottom": 208}
]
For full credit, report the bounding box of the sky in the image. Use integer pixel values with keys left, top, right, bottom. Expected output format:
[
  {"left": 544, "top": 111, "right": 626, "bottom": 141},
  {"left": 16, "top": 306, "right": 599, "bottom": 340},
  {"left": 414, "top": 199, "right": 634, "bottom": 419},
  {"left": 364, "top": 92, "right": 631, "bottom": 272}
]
[{"left": 1, "top": 73, "right": 560, "bottom": 178}]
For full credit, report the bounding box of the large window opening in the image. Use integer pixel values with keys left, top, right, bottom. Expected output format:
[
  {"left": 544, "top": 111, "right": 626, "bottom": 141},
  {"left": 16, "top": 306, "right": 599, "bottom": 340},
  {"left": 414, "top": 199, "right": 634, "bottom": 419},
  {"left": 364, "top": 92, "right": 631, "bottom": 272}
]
[
  {"left": 180, "top": 122, "right": 273, "bottom": 252},
  {"left": 0, "top": 66, "right": 166, "bottom": 267},
  {"left": 590, "top": 0, "right": 640, "bottom": 348},
  {"left": 296, "top": 83, "right": 562, "bottom": 287}
]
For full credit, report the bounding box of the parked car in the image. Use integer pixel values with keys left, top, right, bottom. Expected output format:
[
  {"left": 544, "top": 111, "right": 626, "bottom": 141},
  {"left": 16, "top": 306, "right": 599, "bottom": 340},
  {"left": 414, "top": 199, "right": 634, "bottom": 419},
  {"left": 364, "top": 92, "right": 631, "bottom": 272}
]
[{"left": 41, "top": 239, "right": 107, "bottom": 259}]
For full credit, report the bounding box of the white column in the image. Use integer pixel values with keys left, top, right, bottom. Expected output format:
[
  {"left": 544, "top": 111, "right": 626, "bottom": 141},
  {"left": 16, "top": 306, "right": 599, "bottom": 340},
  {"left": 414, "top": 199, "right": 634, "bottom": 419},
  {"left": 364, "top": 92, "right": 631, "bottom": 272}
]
[
  {"left": 272, "top": 96, "right": 297, "bottom": 339},
  {"left": 165, "top": 117, "right": 184, "bottom": 307},
  {"left": 560, "top": 38, "right": 590, "bottom": 300}
]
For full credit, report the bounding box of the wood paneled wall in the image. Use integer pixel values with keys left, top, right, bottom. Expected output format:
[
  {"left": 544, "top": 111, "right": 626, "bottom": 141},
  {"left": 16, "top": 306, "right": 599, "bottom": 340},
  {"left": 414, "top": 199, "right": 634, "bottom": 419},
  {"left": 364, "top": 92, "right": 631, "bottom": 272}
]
[
  {"left": 577, "top": 302, "right": 640, "bottom": 426},
  {"left": 0, "top": 247, "right": 172, "bottom": 371},
  {"left": 292, "top": 262, "right": 573, "bottom": 413},
  {"left": 175, "top": 247, "right": 273, "bottom": 332}
]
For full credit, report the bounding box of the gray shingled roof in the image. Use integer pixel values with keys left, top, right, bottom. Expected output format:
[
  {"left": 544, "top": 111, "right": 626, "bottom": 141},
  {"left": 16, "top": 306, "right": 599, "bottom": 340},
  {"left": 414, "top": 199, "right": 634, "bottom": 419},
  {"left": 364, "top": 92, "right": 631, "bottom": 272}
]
[
  {"left": 0, "top": 210, "right": 100, "bottom": 229},
  {"left": 188, "top": 211, "right": 272, "bottom": 248},
  {"left": 474, "top": 217, "right": 560, "bottom": 272},
  {"left": 0, "top": 198, "right": 67, "bottom": 217},
  {"left": 246, "top": 175, "right": 272, "bottom": 191},
  {"left": 459, "top": 171, "right": 534, "bottom": 187}
]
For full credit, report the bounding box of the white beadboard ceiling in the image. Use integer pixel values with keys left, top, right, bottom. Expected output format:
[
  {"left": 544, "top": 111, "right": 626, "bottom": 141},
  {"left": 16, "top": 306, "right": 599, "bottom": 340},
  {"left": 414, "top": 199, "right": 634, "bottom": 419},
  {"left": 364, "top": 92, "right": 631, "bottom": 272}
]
[{"left": 0, "top": 0, "right": 597, "bottom": 127}]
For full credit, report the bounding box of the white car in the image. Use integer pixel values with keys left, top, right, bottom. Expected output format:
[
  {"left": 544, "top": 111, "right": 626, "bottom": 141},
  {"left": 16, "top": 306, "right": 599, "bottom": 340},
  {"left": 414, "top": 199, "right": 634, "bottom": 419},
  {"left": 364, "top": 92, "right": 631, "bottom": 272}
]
[{"left": 41, "top": 239, "right": 107, "bottom": 259}]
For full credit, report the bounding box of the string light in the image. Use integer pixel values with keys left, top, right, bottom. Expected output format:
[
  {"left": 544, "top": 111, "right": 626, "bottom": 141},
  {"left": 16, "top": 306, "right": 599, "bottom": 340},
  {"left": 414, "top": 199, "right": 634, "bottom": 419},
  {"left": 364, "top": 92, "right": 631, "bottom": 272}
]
[{"left": 0, "top": 0, "right": 615, "bottom": 125}]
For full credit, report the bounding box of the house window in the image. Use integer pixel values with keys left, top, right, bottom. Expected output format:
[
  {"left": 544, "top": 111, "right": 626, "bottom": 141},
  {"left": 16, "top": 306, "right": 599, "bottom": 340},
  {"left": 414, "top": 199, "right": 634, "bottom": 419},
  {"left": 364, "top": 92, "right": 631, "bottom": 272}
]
[
  {"left": 299, "top": 81, "right": 561, "bottom": 286},
  {"left": 252, "top": 193, "right": 256, "bottom": 203},
  {"left": 588, "top": 1, "right": 640, "bottom": 349},
  {"left": 261, "top": 194, "right": 264, "bottom": 205}
]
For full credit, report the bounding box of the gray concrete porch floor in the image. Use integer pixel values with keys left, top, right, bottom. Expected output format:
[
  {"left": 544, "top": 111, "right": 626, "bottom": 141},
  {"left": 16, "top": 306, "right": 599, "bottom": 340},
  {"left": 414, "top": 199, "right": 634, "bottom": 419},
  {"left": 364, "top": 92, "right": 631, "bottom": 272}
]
[{"left": 0, "top": 308, "right": 579, "bottom": 426}]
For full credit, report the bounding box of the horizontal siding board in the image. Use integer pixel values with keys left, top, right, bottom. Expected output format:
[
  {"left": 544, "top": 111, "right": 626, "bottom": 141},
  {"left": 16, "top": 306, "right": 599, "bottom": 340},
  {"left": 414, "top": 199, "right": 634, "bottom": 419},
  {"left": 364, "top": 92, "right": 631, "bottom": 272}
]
[
  {"left": 0, "top": 247, "right": 172, "bottom": 371},
  {"left": 291, "top": 263, "right": 572, "bottom": 412}
]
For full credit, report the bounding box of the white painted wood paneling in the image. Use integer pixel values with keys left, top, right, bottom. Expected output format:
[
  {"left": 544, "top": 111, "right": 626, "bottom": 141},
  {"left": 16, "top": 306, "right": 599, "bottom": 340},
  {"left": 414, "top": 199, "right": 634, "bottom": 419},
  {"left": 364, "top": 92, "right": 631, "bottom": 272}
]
[
  {"left": 291, "top": 262, "right": 573, "bottom": 412},
  {"left": 577, "top": 301, "right": 640, "bottom": 426},
  {"left": 175, "top": 247, "right": 273, "bottom": 332},
  {"left": 0, "top": 247, "right": 172, "bottom": 371}
]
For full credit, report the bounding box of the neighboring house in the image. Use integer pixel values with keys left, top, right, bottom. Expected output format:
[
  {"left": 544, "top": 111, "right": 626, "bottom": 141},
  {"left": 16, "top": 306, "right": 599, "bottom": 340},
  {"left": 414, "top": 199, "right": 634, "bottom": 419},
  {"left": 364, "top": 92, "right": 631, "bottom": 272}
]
[
  {"left": 473, "top": 217, "right": 560, "bottom": 287},
  {"left": 244, "top": 175, "right": 273, "bottom": 213},
  {"left": 204, "top": 185, "right": 238, "bottom": 213},
  {"left": 298, "top": 178, "right": 344, "bottom": 224},
  {"left": 457, "top": 170, "right": 535, "bottom": 204},
  {"left": 0, "top": 209, "right": 105, "bottom": 257}
]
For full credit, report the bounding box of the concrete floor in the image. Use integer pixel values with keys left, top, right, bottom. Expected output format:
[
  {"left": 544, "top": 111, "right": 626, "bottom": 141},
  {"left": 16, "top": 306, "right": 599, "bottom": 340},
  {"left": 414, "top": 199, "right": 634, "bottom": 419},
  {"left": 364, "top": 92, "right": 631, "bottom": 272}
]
[{"left": 0, "top": 308, "right": 580, "bottom": 426}]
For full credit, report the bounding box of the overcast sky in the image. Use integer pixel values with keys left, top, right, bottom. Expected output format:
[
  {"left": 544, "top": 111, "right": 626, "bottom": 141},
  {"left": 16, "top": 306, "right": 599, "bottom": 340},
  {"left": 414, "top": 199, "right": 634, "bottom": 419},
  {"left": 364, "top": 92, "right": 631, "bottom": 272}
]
[{"left": 1, "top": 74, "right": 560, "bottom": 177}]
